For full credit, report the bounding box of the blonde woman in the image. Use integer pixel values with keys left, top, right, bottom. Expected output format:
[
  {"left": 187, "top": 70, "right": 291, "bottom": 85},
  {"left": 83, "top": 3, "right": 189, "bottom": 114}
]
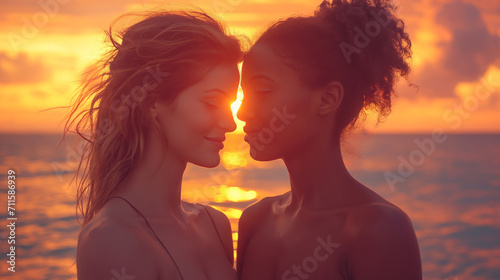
[{"left": 66, "top": 11, "right": 242, "bottom": 280}]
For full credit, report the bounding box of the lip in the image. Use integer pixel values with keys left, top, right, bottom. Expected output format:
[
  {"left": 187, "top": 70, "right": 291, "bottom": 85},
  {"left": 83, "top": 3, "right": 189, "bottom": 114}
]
[
  {"left": 243, "top": 134, "right": 252, "bottom": 143},
  {"left": 204, "top": 136, "right": 225, "bottom": 150},
  {"left": 243, "top": 126, "right": 260, "bottom": 134},
  {"left": 243, "top": 126, "right": 260, "bottom": 143}
]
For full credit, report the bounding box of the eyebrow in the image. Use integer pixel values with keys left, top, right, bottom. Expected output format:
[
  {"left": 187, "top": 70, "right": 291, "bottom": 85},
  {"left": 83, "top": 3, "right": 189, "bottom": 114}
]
[
  {"left": 203, "top": 89, "right": 228, "bottom": 95},
  {"left": 248, "top": 74, "right": 274, "bottom": 82}
]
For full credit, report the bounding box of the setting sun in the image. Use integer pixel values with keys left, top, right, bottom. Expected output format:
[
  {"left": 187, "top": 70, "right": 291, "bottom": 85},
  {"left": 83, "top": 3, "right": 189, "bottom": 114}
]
[{"left": 230, "top": 85, "right": 245, "bottom": 133}]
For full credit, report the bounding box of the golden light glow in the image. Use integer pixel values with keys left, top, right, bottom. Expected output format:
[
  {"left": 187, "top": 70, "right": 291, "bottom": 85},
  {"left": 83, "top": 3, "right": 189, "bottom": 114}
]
[
  {"left": 484, "top": 66, "right": 500, "bottom": 87},
  {"left": 227, "top": 186, "right": 257, "bottom": 202},
  {"left": 230, "top": 82, "right": 245, "bottom": 134},
  {"left": 222, "top": 151, "right": 248, "bottom": 169},
  {"left": 455, "top": 82, "right": 477, "bottom": 99},
  {"left": 211, "top": 205, "right": 244, "bottom": 219},
  {"left": 411, "top": 26, "right": 450, "bottom": 69},
  {"left": 230, "top": 100, "right": 244, "bottom": 133},
  {"left": 224, "top": 208, "right": 243, "bottom": 219},
  {"left": 455, "top": 66, "right": 500, "bottom": 99},
  {"left": 213, "top": 185, "right": 258, "bottom": 203}
]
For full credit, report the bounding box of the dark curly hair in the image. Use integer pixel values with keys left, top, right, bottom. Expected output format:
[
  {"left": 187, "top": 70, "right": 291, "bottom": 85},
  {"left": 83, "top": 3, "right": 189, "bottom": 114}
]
[{"left": 251, "top": 0, "right": 412, "bottom": 136}]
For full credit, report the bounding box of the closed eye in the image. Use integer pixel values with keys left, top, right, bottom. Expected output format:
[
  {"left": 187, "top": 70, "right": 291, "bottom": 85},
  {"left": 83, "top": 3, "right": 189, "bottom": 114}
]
[
  {"left": 204, "top": 102, "right": 220, "bottom": 109},
  {"left": 256, "top": 89, "right": 271, "bottom": 94},
  {"left": 246, "top": 88, "right": 271, "bottom": 98}
]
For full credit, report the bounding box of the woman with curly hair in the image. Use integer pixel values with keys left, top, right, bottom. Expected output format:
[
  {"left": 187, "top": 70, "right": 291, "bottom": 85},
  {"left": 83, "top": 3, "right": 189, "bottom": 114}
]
[
  {"left": 236, "top": 0, "right": 422, "bottom": 279},
  {"left": 66, "top": 10, "right": 242, "bottom": 280}
]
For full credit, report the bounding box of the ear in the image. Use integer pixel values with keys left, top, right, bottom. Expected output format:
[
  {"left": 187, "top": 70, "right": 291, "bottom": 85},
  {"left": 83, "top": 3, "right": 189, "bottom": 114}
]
[
  {"left": 149, "top": 100, "right": 159, "bottom": 119},
  {"left": 318, "top": 81, "right": 344, "bottom": 116}
]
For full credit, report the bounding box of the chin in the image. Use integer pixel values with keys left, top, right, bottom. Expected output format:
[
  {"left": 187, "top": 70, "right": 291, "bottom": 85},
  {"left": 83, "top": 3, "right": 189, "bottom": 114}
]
[
  {"left": 249, "top": 146, "right": 281, "bottom": 162},
  {"left": 191, "top": 155, "right": 221, "bottom": 168}
]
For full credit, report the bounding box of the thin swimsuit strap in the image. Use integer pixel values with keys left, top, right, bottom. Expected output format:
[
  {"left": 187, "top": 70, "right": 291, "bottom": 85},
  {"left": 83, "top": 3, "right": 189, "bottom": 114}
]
[
  {"left": 107, "top": 196, "right": 184, "bottom": 280},
  {"left": 199, "top": 204, "right": 231, "bottom": 263}
]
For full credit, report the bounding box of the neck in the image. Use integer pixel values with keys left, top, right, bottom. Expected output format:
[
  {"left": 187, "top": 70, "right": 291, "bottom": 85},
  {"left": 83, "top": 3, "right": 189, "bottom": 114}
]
[
  {"left": 113, "top": 130, "right": 187, "bottom": 218},
  {"left": 282, "top": 136, "right": 355, "bottom": 211}
]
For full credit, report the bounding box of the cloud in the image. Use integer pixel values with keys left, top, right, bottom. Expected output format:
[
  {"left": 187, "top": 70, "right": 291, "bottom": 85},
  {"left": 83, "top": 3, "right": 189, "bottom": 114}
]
[
  {"left": 0, "top": 0, "right": 306, "bottom": 38},
  {"left": 0, "top": 0, "right": 133, "bottom": 36},
  {"left": 414, "top": 0, "right": 500, "bottom": 98},
  {"left": 436, "top": 0, "right": 500, "bottom": 81},
  {"left": 0, "top": 0, "right": 130, "bottom": 17},
  {"left": 0, "top": 52, "right": 51, "bottom": 84}
]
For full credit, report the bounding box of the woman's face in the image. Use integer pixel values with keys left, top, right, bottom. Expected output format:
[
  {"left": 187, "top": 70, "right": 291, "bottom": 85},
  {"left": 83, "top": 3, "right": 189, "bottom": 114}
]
[
  {"left": 153, "top": 64, "right": 239, "bottom": 168},
  {"left": 238, "top": 44, "right": 320, "bottom": 161}
]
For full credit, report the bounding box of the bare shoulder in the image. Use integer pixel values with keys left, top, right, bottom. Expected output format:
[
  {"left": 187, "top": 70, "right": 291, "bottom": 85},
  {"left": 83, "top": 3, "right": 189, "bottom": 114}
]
[
  {"left": 345, "top": 202, "right": 422, "bottom": 279},
  {"left": 237, "top": 193, "right": 286, "bottom": 249},
  {"left": 77, "top": 206, "right": 158, "bottom": 279},
  {"left": 236, "top": 193, "right": 285, "bottom": 274},
  {"left": 184, "top": 202, "right": 235, "bottom": 264},
  {"left": 180, "top": 201, "right": 231, "bottom": 235},
  {"left": 342, "top": 181, "right": 415, "bottom": 239},
  {"left": 239, "top": 192, "right": 286, "bottom": 228},
  {"left": 347, "top": 201, "right": 414, "bottom": 237},
  {"left": 197, "top": 203, "right": 231, "bottom": 228},
  {"left": 196, "top": 203, "right": 232, "bottom": 244}
]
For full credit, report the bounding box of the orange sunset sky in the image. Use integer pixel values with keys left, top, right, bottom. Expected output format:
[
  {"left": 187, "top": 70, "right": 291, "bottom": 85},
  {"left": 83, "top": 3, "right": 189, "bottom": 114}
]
[{"left": 0, "top": 0, "right": 499, "bottom": 134}]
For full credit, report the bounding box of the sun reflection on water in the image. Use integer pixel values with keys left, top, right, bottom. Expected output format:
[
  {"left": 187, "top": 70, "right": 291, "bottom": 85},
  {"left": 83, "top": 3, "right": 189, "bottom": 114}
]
[
  {"left": 214, "top": 185, "right": 257, "bottom": 203},
  {"left": 221, "top": 151, "right": 248, "bottom": 170}
]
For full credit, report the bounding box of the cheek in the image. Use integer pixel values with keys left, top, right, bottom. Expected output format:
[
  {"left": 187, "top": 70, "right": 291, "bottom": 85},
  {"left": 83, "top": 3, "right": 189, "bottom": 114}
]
[
  {"left": 182, "top": 106, "right": 214, "bottom": 136},
  {"left": 159, "top": 104, "right": 210, "bottom": 142},
  {"left": 267, "top": 93, "right": 310, "bottom": 131},
  {"left": 267, "top": 94, "right": 315, "bottom": 147}
]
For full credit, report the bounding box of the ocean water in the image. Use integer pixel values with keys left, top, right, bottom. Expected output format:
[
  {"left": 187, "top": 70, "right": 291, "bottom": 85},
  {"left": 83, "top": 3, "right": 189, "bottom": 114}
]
[{"left": 0, "top": 133, "right": 499, "bottom": 280}]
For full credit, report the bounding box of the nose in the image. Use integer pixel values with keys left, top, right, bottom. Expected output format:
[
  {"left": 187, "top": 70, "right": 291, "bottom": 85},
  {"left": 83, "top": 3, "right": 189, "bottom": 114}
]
[
  {"left": 236, "top": 98, "right": 254, "bottom": 123},
  {"left": 219, "top": 107, "right": 237, "bottom": 133}
]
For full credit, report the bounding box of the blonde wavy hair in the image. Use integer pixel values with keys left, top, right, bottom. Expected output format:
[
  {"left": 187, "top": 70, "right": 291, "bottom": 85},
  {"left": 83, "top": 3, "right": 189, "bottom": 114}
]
[{"left": 65, "top": 10, "right": 243, "bottom": 226}]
